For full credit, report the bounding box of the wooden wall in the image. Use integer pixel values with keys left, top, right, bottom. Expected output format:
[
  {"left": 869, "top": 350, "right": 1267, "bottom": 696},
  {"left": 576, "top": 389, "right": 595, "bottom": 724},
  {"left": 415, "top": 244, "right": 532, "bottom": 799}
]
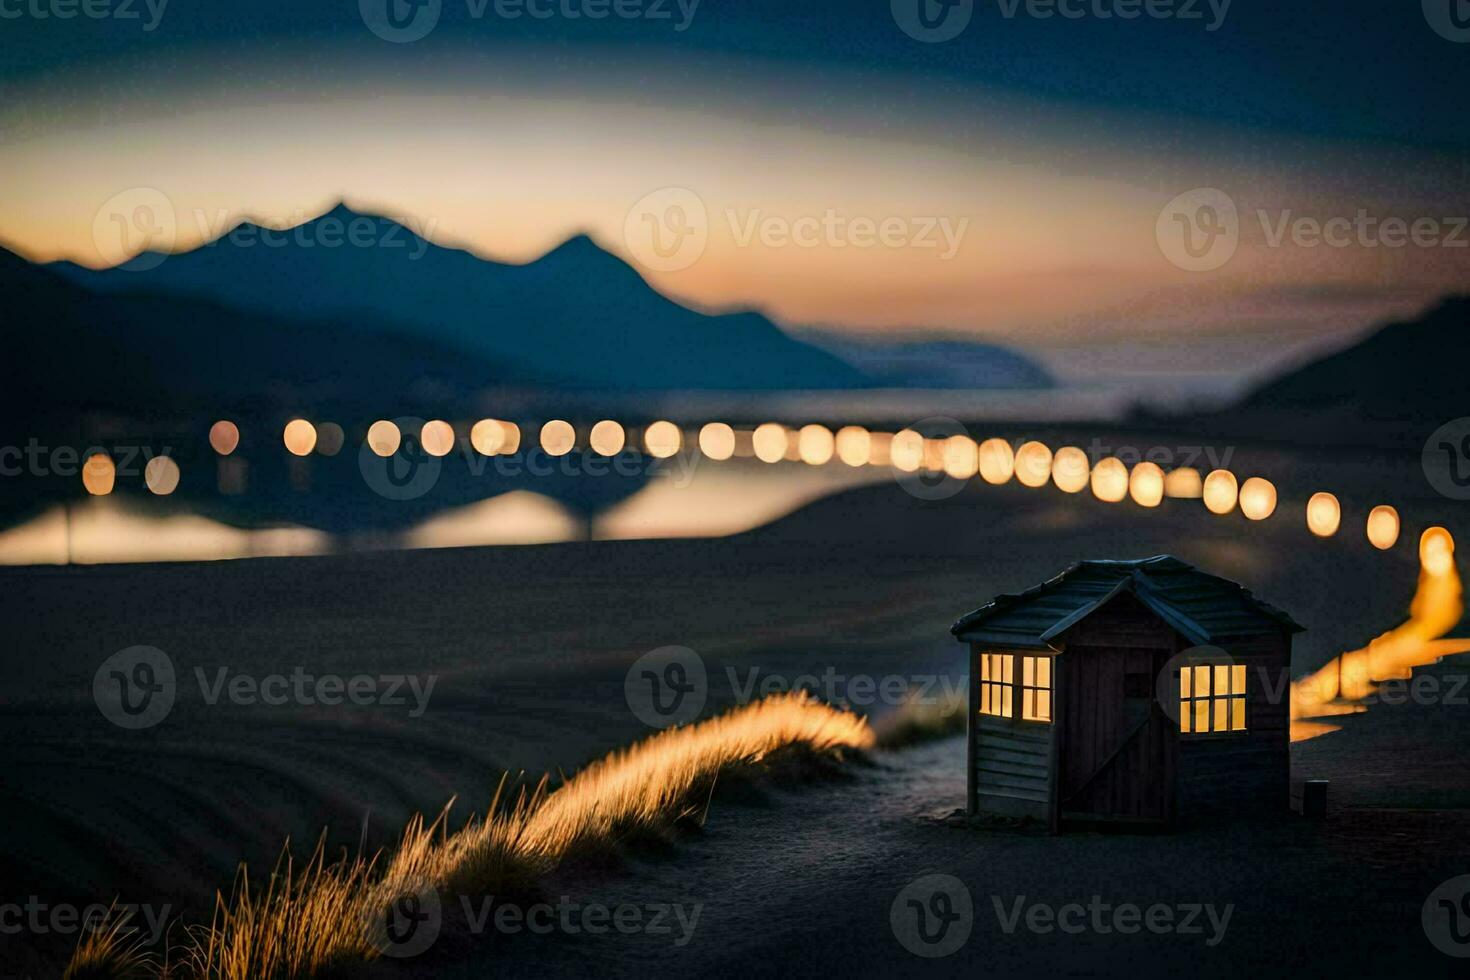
[{"left": 968, "top": 643, "right": 1053, "bottom": 820}]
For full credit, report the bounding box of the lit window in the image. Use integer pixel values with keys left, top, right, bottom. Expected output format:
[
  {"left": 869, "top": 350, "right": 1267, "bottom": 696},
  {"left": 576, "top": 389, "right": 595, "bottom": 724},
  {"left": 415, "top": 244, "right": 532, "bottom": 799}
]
[
  {"left": 979, "top": 653, "right": 1014, "bottom": 718},
  {"left": 1021, "top": 656, "right": 1052, "bottom": 722},
  {"left": 1180, "top": 663, "right": 1247, "bottom": 734}
]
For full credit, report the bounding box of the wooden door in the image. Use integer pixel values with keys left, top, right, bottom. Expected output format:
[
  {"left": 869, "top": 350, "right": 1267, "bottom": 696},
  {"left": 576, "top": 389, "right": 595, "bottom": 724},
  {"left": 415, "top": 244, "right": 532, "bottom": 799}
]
[{"left": 1058, "top": 646, "right": 1176, "bottom": 825}]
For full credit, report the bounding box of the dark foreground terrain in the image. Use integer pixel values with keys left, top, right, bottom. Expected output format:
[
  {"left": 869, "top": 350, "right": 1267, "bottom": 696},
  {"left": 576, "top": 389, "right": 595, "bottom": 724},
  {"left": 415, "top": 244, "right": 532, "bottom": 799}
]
[{"left": 3, "top": 441, "right": 1468, "bottom": 976}]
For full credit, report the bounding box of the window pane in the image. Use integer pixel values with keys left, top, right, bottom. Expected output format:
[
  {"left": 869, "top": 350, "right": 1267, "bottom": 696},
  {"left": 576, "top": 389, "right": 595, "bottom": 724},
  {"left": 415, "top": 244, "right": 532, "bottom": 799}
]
[
  {"left": 1036, "top": 690, "right": 1051, "bottom": 722},
  {"left": 1002, "top": 656, "right": 1014, "bottom": 684},
  {"left": 1231, "top": 696, "right": 1247, "bottom": 730},
  {"left": 1193, "top": 665, "right": 1211, "bottom": 696},
  {"left": 1002, "top": 688, "right": 1013, "bottom": 718},
  {"left": 1193, "top": 700, "right": 1210, "bottom": 733},
  {"left": 1214, "top": 665, "right": 1229, "bottom": 694},
  {"left": 1232, "top": 664, "right": 1246, "bottom": 695},
  {"left": 1023, "top": 657, "right": 1034, "bottom": 687},
  {"left": 1037, "top": 657, "right": 1051, "bottom": 688},
  {"left": 1180, "top": 668, "right": 1192, "bottom": 698},
  {"left": 1022, "top": 689, "right": 1034, "bottom": 720},
  {"left": 1213, "top": 698, "right": 1228, "bottom": 732}
]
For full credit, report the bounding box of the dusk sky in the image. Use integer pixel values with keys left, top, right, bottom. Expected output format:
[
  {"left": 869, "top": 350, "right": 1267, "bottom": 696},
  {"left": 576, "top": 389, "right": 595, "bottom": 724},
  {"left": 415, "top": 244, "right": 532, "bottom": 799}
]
[{"left": 3, "top": 0, "right": 1466, "bottom": 392}]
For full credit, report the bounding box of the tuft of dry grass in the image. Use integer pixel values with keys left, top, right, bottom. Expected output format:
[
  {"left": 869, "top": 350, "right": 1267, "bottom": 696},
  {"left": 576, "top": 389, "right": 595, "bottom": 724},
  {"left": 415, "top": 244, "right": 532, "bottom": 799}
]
[
  {"left": 62, "top": 903, "right": 162, "bottom": 980},
  {"left": 874, "top": 688, "right": 967, "bottom": 749},
  {"left": 67, "top": 692, "right": 872, "bottom": 979}
]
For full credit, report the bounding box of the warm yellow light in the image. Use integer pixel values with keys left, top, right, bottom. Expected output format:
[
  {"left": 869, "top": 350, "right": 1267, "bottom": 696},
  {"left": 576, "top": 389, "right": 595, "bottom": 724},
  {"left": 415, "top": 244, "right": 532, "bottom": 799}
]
[
  {"left": 590, "top": 420, "right": 626, "bottom": 456},
  {"left": 890, "top": 429, "right": 924, "bottom": 472},
  {"left": 540, "top": 420, "right": 576, "bottom": 457},
  {"left": 283, "top": 419, "right": 317, "bottom": 457},
  {"left": 208, "top": 420, "right": 240, "bottom": 456},
  {"left": 798, "top": 424, "right": 835, "bottom": 465},
  {"left": 1090, "top": 457, "right": 1128, "bottom": 502},
  {"left": 644, "top": 420, "right": 682, "bottom": 459},
  {"left": 1420, "top": 526, "right": 1456, "bottom": 577},
  {"left": 977, "top": 438, "right": 1015, "bottom": 485},
  {"left": 835, "top": 426, "right": 870, "bottom": 466},
  {"left": 1239, "top": 477, "right": 1277, "bottom": 521},
  {"left": 1164, "top": 467, "right": 1203, "bottom": 499},
  {"left": 1051, "top": 446, "right": 1089, "bottom": 494},
  {"left": 421, "top": 420, "right": 456, "bottom": 458},
  {"left": 699, "top": 422, "right": 735, "bottom": 461},
  {"left": 1306, "top": 492, "right": 1341, "bottom": 537},
  {"left": 368, "top": 420, "right": 402, "bottom": 457},
  {"left": 470, "top": 419, "right": 506, "bottom": 456},
  {"left": 1014, "top": 441, "right": 1052, "bottom": 488},
  {"left": 82, "top": 453, "right": 115, "bottom": 496},
  {"left": 753, "top": 423, "right": 788, "bottom": 463},
  {"left": 942, "top": 435, "right": 977, "bottom": 479},
  {"left": 498, "top": 421, "right": 522, "bottom": 454},
  {"left": 316, "top": 422, "right": 345, "bottom": 457},
  {"left": 1366, "top": 505, "right": 1400, "bottom": 550},
  {"left": 1129, "top": 461, "right": 1165, "bottom": 507},
  {"left": 144, "top": 455, "right": 180, "bottom": 496},
  {"left": 1202, "top": 469, "right": 1238, "bottom": 515}
]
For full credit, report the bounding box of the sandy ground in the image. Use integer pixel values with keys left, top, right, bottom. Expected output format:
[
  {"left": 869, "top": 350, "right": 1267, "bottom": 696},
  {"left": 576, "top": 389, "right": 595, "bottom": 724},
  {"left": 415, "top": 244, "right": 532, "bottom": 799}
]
[{"left": 3, "top": 446, "right": 1469, "bottom": 975}]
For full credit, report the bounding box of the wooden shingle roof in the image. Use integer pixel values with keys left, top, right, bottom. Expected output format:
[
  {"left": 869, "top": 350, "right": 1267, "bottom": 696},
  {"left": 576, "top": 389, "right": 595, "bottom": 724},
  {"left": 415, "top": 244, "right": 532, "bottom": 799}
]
[{"left": 950, "top": 556, "right": 1304, "bottom": 650}]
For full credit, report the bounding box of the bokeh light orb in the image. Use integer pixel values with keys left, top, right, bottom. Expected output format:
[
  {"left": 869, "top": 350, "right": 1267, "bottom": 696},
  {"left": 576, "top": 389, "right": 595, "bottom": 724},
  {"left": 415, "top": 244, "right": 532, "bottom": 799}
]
[
  {"left": 753, "top": 423, "right": 788, "bottom": 463},
  {"left": 1090, "top": 457, "right": 1128, "bottom": 502},
  {"left": 1014, "top": 441, "right": 1052, "bottom": 488},
  {"left": 1366, "top": 505, "right": 1400, "bottom": 550},
  {"left": 144, "top": 455, "right": 180, "bottom": 495},
  {"left": 421, "top": 420, "right": 456, "bottom": 458},
  {"left": 644, "top": 420, "right": 682, "bottom": 459},
  {"left": 835, "top": 426, "right": 871, "bottom": 467},
  {"left": 1129, "top": 461, "right": 1165, "bottom": 507},
  {"left": 1239, "top": 477, "right": 1277, "bottom": 521},
  {"left": 699, "top": 422, "right": 736, "bottom": 461},
  {"left": 283, "top": 419, "right": 317, "bottom": 457},
  {"left": 798, "top": 424, "right": 835, "bottom": 465},
  {"left": 890, "top": 429, "right": 924, "bottom": 473},
  {"left": 497, "top": 421, "right": 522, "bottom": 454},
  {"left": 208, "top": 420, "right": 240, "bottom": 456},
  {"left": 1306, "top": 492, "right": 1341, "bottom": 537},
  {"left": 590, "top": 420, "right": 626, "bottom": 456},
  {"left": 977, "top": 438, "right": 1015, "bottom": 485},
  {"left": 315, "top": 422, "right": 345, "bottom": 457},
  {"left": 1420, "top": 526, "right": 1456, "bottom": 576},
  {"left": 368, "top": 420, "right": 402, "bottom": 457},
  {"left": 1164, "top": 467, "right": 1203, "bottom": 499},
  {"left": 1051, "top": 446, "right": 1090, "bottom": 494},
  {"left": 1202, "top": 469, "right": 1238, "bottom": 515},
  {"left": 942, "top": 435, "right": 978, "bottom": 479},
  {"left": 82, "top": 453, "right": 115, "bottom": 496},
  {"left": 470, "top": 419, "right": 506, "bottom": 456},
  {"left": 540, "top": 420, "right": 576, "bottom": 457}
]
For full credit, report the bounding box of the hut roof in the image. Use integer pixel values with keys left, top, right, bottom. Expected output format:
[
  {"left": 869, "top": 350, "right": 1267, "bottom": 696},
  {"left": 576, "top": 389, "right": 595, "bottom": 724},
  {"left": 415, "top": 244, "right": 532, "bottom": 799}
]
[{"left": 950, "top": 555, "right": 1303, "bottom": 650}]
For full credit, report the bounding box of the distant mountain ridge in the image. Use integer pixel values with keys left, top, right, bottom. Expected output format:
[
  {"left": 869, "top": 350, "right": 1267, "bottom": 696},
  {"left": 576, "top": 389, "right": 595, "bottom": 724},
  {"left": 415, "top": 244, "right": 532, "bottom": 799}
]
[
  {"left": 800, "top": 332, "right": 1053, "bottom": 389},
  {"left": 52, "top": 204, "right": 867, "bottom": 392}
]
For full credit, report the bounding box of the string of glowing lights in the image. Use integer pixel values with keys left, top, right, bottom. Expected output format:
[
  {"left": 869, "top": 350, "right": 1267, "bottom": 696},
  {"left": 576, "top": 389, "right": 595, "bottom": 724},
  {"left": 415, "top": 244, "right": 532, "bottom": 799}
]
[{"left": 75, "top": 415, "right": 1465, "bottom": 741}]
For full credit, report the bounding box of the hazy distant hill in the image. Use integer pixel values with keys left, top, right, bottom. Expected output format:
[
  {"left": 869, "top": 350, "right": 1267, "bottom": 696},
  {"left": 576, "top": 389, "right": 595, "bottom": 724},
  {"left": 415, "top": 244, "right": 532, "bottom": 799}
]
[
  {"left": 1238, "top": 296, "right": 1469, "bottom": 420},
  {"left": 800, "top": 333, "right": 1053, "bottom": 389},
  {"left": 53, "top": 204, "right": 867, "bottom": 392},
  {"left": 1, "top": 245, "right": 515, "bottom": 421}
]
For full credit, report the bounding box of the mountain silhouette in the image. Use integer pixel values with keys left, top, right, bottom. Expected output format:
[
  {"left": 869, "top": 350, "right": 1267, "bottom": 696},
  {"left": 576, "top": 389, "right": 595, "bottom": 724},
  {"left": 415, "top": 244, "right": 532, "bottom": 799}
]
[{"left": 53, "top": 204, "right": 868, "bottom": 391}]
